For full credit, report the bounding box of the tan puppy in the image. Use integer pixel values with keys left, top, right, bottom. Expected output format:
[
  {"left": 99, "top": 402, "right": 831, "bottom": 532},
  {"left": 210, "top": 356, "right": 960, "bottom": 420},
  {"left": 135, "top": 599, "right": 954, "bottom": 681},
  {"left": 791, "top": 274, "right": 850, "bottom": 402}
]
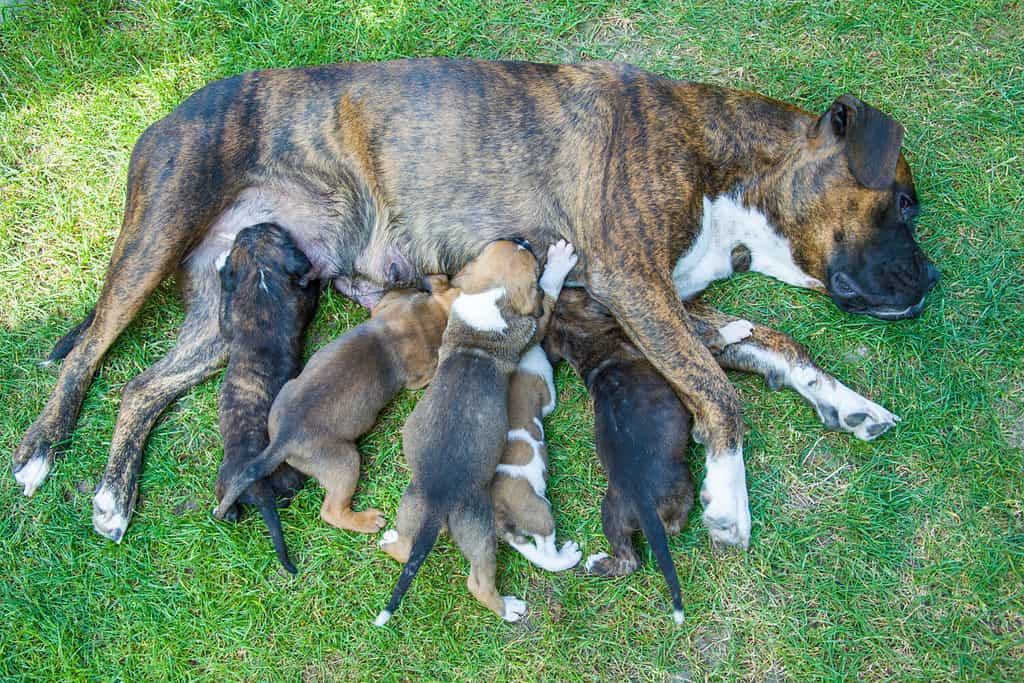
[
  {"left": 377, "top": 239, "right": 577, "bottom": 625},
  {"left": 490, "top": 344, "right": 581, "bottom": 571},
  {"left": 213, "top": 277, "right": 458, "bottom": 534}
]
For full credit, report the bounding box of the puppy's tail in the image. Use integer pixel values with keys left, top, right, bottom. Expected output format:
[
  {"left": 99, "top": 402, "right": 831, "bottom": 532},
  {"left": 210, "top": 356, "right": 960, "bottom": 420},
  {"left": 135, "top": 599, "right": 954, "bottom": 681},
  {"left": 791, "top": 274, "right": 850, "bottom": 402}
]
[
  {"left": 634, "top": 495, "right": 685, "bottom": 624},
  {"left": 44, "top": 308, "right": 95, "bottom": 364},
  {"left": 213, "top": 439, "right": 291, "bottom": 519},
  {"left": 251, "top": 480, "right": 298, "bottom": 575},
  {"left": 375, "top": 513, "right": 444, "bottom": 626}
]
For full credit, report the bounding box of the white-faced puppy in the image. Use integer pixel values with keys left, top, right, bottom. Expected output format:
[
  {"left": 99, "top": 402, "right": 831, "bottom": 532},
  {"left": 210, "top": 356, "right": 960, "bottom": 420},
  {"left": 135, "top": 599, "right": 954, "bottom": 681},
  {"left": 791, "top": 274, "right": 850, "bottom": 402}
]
[
  {"left": 215, "top": 223, "right": 320, "bottom": 574},
  {"left": 490, "top": 344, "right": 581, "bottom": 571},
  {"left": 213, "top": 277, "right": 458, "bottom": 536},
  {"left": 376, "top": 239, "right": 577, "bottom": 625}
]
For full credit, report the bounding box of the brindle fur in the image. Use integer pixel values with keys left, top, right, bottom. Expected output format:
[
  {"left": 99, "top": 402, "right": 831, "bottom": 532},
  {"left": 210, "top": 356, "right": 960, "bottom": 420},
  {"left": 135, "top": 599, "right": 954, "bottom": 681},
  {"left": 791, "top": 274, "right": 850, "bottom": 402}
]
[
  {"left": 213, "top": 277, "right": 458, "bottom": 536},
  {"left": 215, "top": 224, "right": 319, "bottom": 574},
  {"left": 15, "top": 58, "right": 933, "bottom": 547}
]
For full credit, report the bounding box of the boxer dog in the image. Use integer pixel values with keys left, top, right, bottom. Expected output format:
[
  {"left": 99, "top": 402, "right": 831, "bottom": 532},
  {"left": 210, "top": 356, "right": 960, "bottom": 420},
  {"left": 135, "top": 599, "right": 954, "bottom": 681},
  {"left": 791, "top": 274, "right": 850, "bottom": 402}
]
[
  {"left": 15, "top": 59, "right": 936, "bottom": 549},
  {"left": 213, "top": 276, "right": 458, "bottom": 536},
  {"left": 376, "top": 239, "right": 576, "bottom": 624},
  {"left": 214, "top": 223, "right": 319, "bottom": 572}
]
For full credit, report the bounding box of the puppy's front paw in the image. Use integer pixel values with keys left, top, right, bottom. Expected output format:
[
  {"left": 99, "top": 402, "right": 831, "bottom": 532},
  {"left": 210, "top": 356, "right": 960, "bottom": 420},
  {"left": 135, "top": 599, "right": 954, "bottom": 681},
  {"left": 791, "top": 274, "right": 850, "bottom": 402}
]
[
  {"left": 502, "top": 596, "right": 528, "bottom": 622},
  {"left": 816, "top": 380, "right": 900, "bottom": 441},
  {"left": 93, "top": 484, "right": 131, "bottom": 544},
  {"left": 700, "top": 451, "right": 751, "bottom": 549},
  {"left": 716, "top": 320, "right": 754, "bottom": 347},
  {"left": 539, "top": 240, "right": 578, "bottom": 297}
]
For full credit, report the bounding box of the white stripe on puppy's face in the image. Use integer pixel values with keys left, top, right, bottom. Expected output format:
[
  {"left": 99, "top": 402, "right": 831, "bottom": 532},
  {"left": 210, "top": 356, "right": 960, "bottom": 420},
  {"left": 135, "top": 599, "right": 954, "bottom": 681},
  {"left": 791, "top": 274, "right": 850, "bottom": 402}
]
[
  {"left": 451, "top": 287, "right": 507, "bottom": 332},
  {"left": 517, "top": 345, "right": 557, "bottom": 416}
]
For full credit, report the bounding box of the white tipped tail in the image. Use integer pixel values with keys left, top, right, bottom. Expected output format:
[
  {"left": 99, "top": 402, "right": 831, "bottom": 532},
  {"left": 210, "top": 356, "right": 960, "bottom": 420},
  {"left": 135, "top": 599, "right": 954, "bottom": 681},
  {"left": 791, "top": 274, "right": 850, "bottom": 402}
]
[
  {"left": 673, "top": 609, "right": 685, "bottom": 625},
  {"left": 374, "top": 610, "right": 392, "bottom": 627}
]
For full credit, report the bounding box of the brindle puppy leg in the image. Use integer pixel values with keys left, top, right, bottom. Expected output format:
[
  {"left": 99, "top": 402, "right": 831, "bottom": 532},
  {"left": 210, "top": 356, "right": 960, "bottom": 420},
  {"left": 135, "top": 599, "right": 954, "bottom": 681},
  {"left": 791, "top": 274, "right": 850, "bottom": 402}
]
[
  {"left": 584, "top": 489, "right": 641, "bottom": 577},
  {"left": 449, "top": 501, "right": 526, "bottom": 622},
  {"left": 93, "top": 266, "right": 226, "bottom": 542},
  {"left": 588, "top": 268, "right": 750, "bottom": 549},
  {"left": 684, "top": 302, "right": 900, "bottom": 441}
]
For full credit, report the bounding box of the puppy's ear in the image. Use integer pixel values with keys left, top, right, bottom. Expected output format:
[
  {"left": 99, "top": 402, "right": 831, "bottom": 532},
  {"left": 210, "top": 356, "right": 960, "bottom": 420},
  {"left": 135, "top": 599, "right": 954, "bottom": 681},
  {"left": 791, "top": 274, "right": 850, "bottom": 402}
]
[
  {"left": 421, "top": 274, "right": 450, "bottom": 294},
  {"left": 283, "top": 248, "right": 314, "bottom": 288},
  {"left": 219, "top": 261, "right": 237, "bottom": 293},
  {"left": 506, "top": 280, "right": 545, "bottom": 318}
]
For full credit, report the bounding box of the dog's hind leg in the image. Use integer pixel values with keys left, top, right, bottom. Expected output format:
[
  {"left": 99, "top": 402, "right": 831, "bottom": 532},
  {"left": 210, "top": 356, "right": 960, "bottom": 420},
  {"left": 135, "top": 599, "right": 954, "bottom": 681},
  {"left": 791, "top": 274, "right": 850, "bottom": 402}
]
[
  {"left": 684, "top": 301, "right": 900, "bottom": 441},
  {"left": 290, "top": 441, "right": 386, "bottom": 534},
  {"left": 450, "top": 497, "right": 526, "bottom": 622},
  {"left": 92, "top": 263, "right": 226, "bottom": 542},
  {"left": 13, "top": 128, "right": 231, "bottom": 496},
  {"left": 584, "top": 489, "right": 640, "bottom": 577}
]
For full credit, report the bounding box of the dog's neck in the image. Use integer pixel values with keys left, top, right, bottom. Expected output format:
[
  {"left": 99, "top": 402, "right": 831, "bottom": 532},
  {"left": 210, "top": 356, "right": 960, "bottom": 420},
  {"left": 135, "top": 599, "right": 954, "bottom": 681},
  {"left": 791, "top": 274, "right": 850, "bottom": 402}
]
[{"left": 668, "top": 86, "right": 824, "bottom": 299}]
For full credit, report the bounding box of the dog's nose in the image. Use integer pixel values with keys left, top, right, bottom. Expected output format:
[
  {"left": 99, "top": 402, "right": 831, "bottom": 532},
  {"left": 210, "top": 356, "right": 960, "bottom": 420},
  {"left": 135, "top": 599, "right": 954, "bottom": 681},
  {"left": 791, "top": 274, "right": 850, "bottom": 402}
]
[{"left": 925, "top": 261, "right": 941, "bottom": 290}]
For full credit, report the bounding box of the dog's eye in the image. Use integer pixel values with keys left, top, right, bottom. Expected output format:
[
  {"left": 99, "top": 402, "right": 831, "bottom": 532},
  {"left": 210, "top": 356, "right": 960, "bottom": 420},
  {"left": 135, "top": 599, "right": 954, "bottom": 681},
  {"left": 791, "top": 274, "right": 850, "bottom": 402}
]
[{"left": 897, "top": 192, "right": 917, "bottom": 222}]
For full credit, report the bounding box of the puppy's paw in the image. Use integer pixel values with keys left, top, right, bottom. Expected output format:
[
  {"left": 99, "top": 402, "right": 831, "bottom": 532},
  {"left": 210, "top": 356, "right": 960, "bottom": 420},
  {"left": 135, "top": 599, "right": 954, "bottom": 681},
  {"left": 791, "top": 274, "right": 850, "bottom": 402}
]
[
  {"left": 584, "top": 552, "right": 609, "bottom": 573},
  {"left": 379, "top": 529, "right": 399, "bottom": 546},
  {"left": 554, "top": 540, "right": 583, "bottom": 570},
  {"left": 501, "top": 596, "right": 528, "bottom": 622},
  {"left": 539, "top": 240, "right": 578, "bottom": 296},
  {"left": 716, "top": 320, "right": 754, "bottom": 347},
  {"left": 92, "top": 484, "right": 131, "bottom": 544},
  {"left": 584, "top": 551, "right": 638, "bottom": 576},
  {"left": 814, "top": 380, "right": 900, "bottom": 441},
  {"left": 322, "top": 506, "right": 386, "bottom": 533},
  {"left": 700, "top": 450, "right": 751, "bottom": 550},
  {"left": 13, "top": 448, "right": 52, "bottom": 498}
]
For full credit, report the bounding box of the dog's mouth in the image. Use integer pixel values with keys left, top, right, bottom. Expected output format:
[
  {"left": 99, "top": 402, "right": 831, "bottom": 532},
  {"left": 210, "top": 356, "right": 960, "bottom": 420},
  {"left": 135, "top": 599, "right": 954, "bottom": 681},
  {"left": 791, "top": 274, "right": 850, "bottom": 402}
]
[{"left": 860, "top": 297, "right": 927, "bottom": 320}]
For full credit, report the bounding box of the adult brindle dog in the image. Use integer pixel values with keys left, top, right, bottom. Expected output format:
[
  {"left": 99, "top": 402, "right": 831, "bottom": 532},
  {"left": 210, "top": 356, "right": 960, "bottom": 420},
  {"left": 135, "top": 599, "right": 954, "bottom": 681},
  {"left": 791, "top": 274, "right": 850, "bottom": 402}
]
[{"left": 13, "top": 58, "right": 938, "bottom": 548}]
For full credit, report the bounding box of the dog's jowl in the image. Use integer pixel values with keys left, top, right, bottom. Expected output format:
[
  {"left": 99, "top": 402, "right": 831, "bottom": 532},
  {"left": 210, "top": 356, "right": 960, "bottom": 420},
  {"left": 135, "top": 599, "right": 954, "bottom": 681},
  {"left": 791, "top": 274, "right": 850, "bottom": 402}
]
[{"left": 16, "top": 59, "right": 935, "bottom": 548}]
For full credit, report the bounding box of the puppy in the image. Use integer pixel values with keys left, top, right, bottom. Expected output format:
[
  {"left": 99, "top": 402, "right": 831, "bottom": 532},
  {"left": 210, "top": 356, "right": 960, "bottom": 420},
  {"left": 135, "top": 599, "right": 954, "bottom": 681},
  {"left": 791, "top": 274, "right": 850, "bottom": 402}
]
[
  {"left": 490, "top": 343, "right": 581, "bottom": 571},
  {"left": 545, "top": 289, "right": 704, "bottom": 623},
  {"left": 213, "top": 276, "right": 458, "bottom": 535},
  {"left": 376, "top": 239, "right": 577, "bottom": 624},
  {"left": 215, "top": 223, "right": 320, "bottom": 574}
]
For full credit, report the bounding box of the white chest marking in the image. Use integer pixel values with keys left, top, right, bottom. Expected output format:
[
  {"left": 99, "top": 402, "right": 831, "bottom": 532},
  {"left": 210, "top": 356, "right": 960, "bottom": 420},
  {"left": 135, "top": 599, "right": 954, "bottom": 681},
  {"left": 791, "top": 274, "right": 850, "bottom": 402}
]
[
  {"left": 497, "top": 428, "right": 547, "bottom": 498},
  {"left": 451, "top": 287, "right": 507, "bottom": 332},
  {"left": 672, "top": 195, "right": 824, "bottom": 300},
  {"left": 517, "top": 345, "right": 557, "bottom": 416}
]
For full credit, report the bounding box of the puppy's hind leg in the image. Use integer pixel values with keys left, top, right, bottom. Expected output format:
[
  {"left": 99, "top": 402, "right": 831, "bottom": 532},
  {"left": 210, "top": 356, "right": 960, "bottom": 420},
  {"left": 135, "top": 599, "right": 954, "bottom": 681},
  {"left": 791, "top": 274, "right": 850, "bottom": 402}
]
[
  {"left": 450, "top": 496, "right": 526, "bottom": 622},
  {"left": 585, "top": 490, "right": 640, "bottom": 577},
  {"left": 291, "top": 441, "right": 385, "bottom": 533},
  {"left": 93, "top": 265, "right": 227, "bottom": 542}
]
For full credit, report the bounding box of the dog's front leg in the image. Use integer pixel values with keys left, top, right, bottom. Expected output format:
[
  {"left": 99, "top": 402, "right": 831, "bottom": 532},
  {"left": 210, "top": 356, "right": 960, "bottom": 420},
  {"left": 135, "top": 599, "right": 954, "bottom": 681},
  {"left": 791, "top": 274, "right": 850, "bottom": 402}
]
[{"left": 587, "top": 267, "right": 751, "bottom": 549}]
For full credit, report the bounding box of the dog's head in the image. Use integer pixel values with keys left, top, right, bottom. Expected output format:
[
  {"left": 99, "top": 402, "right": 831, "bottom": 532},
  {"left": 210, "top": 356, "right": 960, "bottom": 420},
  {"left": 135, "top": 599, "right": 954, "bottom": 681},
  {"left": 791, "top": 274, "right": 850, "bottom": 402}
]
[
  {"left": 451, "top": 238, "right": 543, "bottom": 317},
  {"left": 765, "top": 95, "right": 939, "bottom": 320},
  {"left": 218, "top": 223, "right": 315, "bottom": 338}
]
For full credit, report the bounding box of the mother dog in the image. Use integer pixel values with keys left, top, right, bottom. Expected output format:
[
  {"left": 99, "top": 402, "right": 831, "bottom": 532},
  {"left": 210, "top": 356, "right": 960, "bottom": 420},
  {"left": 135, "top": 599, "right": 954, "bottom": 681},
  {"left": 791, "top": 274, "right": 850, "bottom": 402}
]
[{"left": 13, "top": 58, "right": 938, "bottom": 548}]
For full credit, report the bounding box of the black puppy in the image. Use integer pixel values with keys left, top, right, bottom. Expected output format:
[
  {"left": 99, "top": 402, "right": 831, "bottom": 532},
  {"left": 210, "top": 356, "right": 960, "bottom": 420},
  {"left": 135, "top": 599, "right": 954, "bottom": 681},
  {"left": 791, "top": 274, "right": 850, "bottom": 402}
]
[
  {"left": 216, "top": 223, "right": 320, "bottom": 574},
  {"left": 546, "top": 288, "right": 697, "bottom": 624}
]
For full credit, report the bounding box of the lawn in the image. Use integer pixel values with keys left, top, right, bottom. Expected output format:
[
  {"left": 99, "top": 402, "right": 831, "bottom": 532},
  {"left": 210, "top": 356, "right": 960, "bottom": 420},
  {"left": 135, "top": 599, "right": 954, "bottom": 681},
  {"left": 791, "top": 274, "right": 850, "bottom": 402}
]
[{"left": 1, "top": 1, "right": 1021, "bottom": 681}]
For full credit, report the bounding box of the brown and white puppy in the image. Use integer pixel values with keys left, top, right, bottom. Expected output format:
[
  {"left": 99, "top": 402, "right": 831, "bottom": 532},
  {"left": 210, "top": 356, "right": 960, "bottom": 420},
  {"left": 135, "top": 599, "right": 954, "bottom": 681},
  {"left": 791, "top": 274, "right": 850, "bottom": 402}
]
[
  {"left": 215, "top": 223, "right": 320, "bottom": 574},
  {"left": 213, "top": 277, "right": 458, "bottom": 536},
  {"left": 376, "top": 239, "right": 577, "bottom": 625},
  {"left": 489, "top": 344, "right": 581, "bottom": 572}
]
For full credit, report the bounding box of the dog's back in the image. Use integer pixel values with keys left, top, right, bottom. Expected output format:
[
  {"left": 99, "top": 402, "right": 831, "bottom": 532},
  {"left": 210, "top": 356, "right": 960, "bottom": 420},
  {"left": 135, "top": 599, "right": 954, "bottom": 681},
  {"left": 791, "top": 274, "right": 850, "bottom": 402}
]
[{"left": 216, "top": 223, "right": 319, "bottom": 573}]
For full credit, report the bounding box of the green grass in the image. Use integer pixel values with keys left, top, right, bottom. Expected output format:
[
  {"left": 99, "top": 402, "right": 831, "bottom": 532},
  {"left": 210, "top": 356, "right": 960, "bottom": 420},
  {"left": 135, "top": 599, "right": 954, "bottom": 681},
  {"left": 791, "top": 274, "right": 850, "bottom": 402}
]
[{"left": 1, "top": 1, "right": 1021, "bottom": 680}]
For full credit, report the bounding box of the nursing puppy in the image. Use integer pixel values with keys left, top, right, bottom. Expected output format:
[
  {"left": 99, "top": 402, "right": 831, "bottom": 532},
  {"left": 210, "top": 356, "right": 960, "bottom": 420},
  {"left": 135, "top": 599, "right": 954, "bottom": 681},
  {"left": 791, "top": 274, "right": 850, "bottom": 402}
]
[
  {"left": 213, "top": 277, "right": 458, "bottom": 534},
  {"left": 491, "top": 344, "right": 581, "bottom": 572},
  {"left": 215, "top": 223, "right": 320, "bottom": 574},
  {"left": 377, "top": 239, "right": 577, "bottom": 624},
  {"left": 545, "top": 288, "right": 750, "bottom": 623}
]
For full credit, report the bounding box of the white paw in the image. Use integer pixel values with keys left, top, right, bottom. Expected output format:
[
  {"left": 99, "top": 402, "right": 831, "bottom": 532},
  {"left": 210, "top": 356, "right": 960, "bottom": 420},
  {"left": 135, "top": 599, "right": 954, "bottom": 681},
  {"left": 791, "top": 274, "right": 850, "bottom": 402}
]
[
  {"left": 584, "top": 552, "right": 609, "bottom": 573},
  {"left": 539, "top": 240, "right": 578, "bottom": 297},
  {"left": 14, "top": 453, "right": 51, "bottom": 497},
  {"left": 820, "top": 381, "right": 901, "bottom": 441},
  {"left": 379, "top": 529, "right": 399, "bottom": 547},
  {"left": 700, "top": 450, "right": 751, "bottom": 549},
  {"left": 502, "top": 596, "right": 528, "bottom": 622},
  {"left": 717, "top": 320, "right": 754, "bottom": 346},
  {"left": 92, "top": 485, "right": 129, "bottom": 544}
]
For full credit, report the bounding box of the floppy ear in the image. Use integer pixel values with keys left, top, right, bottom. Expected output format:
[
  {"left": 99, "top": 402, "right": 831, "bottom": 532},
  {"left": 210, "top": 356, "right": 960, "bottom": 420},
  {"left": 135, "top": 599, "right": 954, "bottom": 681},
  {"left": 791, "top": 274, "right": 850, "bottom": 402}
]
[
  {"left": 421, "top": 274, "right": 450, "bottom": 294},
  {"left": 219, "top": 260, "right": 237, "bottom": 293},
  {"left": 506, "top": 279, "right": 545, "bottom": 318},
  {"left": 827, "top": 94, "right": 905, "bottom": 190},
  {"left": 283, "top": 248, "right": 314, "bottom": 287}
]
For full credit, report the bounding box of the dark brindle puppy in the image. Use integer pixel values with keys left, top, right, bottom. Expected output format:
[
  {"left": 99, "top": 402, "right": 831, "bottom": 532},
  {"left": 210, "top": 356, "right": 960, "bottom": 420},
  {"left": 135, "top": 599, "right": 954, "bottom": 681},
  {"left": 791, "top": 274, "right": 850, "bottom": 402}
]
[
  {"left": 376, "top": 240, "right": 577, "bottom": 624},
  {"left": 15, "top": 59, "right": 936, "bottom": 548},
  {"left": 215, "top": 224, "right": 319, "bottom": 572}
]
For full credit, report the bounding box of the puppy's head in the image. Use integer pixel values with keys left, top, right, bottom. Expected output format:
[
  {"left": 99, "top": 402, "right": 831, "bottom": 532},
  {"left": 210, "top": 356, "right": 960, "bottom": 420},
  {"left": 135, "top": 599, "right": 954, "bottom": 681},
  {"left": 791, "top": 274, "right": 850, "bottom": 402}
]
[
  {"left": 451, "top": 239, "right": 543, "bottom": 317},
  {"left": 218, "top": 223, "right": 315, "bottom": 339}
]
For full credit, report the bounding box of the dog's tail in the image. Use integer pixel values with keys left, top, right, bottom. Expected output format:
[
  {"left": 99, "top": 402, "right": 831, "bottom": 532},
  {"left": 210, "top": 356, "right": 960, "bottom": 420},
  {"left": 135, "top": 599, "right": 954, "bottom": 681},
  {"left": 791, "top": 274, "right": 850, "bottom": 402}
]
[
  {"left": 45, "top": 308, "right": 96, "bottom": 364},
  {"left": 633, "top": 493, "right": 685, "bottom": 624},
  {"left": 250, "top": 479, "right": 297, "bottom": 575},
  {"left": 213, "top": 439, "right": 292, "bottom": 519},
  {"left": 375, "top": 511, "right": 444, "bottom": 626}
]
